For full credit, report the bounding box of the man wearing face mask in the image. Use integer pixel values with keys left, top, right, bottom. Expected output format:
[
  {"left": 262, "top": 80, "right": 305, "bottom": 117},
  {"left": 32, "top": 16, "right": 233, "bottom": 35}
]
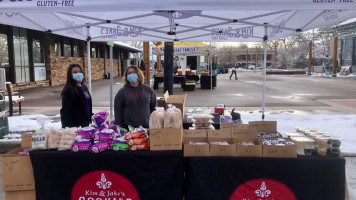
[
  {"left": 114, "top": 66, "right": 157, "bottom": 128},
  {"left": 60, "top": 64, "right": 92, "bottom": 128}
]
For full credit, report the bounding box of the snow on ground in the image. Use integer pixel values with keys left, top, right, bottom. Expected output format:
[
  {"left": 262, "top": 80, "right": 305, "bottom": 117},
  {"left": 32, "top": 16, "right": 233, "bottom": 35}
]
[{"left": 2, "top": 113, "right": 356, "bottom": 153}]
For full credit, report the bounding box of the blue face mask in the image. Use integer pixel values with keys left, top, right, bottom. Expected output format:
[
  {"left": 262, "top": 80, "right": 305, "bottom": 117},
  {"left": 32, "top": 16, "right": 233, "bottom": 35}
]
[
  {"left": 127, "top": 73, "right": 138, "bottom": 83},
  {"left": 73, "top": 73, "right": 84, "bottom": 83}
]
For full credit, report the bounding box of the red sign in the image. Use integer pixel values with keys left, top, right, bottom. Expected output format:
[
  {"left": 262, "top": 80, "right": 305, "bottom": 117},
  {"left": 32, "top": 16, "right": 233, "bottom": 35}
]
[
  {"left": 71, "top": 170, "right": 139, "bottom": 200},
  {"left": 229, "top": 179, "right": 296, "bottom": 200}
]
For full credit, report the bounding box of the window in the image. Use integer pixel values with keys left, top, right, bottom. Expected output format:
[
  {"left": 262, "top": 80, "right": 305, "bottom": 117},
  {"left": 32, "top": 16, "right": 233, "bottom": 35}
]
[
  {"left": 252, "top": 54, "right": 256, "bottom": 60},
  {"left": 237, "top": 54, "right": 246, "bottom": 60},
  {"left": 63, "top": 41, "right": 71, "bottom": 57},
  {"left": 247, "top": 54, "right": 251, "bottom": 60},
  {"left": 13, "top": 27, "right": 30, "bottom": 83},
  {"left": 91, "top": 46, "right": 97, "bottom": 58},
  {"left": 0, "top": 33, "right": 12, "bottom": 82},
  {"left": 267, "top": 54, "right": 272, "bottom": 60},
  {"left": 32, "top": 39, "right": 46, "bottom": 81},
  {"left": 73, "top": 42, "right": 80, "bottom": 57},
  {"left": 54, "top": 41, "right": 61, "bottom": 56}
]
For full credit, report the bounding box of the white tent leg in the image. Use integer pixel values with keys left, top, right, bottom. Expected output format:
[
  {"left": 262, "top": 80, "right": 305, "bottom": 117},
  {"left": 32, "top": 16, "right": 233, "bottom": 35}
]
[
  {"left": 109, "top": 45, "right": 113, "bottom": 122},
  {"left": 87, "top": 26, "right": 92, "bottom": 95},
  {"left": 262, "top": 25, "right": 268, "bottom": 120}
]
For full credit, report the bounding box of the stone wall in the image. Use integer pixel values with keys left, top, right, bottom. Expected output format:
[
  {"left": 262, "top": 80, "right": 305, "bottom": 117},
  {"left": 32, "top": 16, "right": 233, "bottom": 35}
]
[{"left": 13, "top": 80, "right": 50, "bottom": 91}]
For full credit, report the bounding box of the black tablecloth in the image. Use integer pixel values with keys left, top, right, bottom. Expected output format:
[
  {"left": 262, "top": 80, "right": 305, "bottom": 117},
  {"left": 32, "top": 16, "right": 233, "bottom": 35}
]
[
  {"left": 153, "top": 76, "right": 186, "bottom": 91},
  {"left": 153, "top": 76, "right": 164, "bottom": 90},
  {"left": 200, "top": 75, "right": 217, "bottom": 89},
  {"left": 185, "top": 156, "right": 345, "bottom": 200},
  {"left": 30, "top": 150, "right": 183, "bottom": 200},
  {"left": 185, "top": 75, "right": 199, "bottom": 82}
]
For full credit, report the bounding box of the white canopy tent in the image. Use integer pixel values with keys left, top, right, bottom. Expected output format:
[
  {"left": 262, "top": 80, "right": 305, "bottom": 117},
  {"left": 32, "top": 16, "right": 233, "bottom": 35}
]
[{"left": 1, "top": 0, "right": 356, "bottom": 120}]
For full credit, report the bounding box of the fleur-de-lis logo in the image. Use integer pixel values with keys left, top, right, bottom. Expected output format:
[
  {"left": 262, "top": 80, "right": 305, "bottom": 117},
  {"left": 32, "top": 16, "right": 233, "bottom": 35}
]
[
  {"left": 96, "top": 173, "right": 112, "bottom": 190},
  {"left": 255, "top": 182, "right": 271, "bottom": 197}
]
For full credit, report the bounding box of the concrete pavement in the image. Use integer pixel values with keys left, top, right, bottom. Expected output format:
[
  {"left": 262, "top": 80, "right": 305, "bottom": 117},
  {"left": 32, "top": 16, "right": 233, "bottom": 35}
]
[{"left": 17, "top": 71, "right": 356, "bottom": 115}]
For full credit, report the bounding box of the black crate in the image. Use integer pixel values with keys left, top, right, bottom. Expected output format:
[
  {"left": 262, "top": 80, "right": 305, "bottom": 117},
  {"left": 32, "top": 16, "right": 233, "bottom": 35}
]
[{"left": 183, "top": 84, "right": 195, "bottom": 91}]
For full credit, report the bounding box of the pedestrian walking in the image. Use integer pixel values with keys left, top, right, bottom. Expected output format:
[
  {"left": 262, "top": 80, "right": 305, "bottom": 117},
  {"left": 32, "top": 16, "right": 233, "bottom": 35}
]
[{"left": 230, "top": 62, "right": 238, "bottom": 80}]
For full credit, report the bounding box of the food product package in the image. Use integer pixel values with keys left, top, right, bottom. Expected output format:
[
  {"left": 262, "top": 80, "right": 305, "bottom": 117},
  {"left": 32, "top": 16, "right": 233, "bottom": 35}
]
[
  {"left": 124, "top": 132, "right": 147, "bottom": 140},
  {"left": 18, "top": 149, "right": 30, "bottom": 155},
  {"left": 127, "top": 138, "right": 148, "bottom": 145},
  {"left": 149, "top": 107, "right": 165, "bottom": 129},
  {"left": 71, "top": 141, "right": 92, "bottom": 152},
  {"left": 92, "top": 112, "right": 109, "bottom": 126},
  {"left": 133, "top": 126, "right": 148, "bottom": 134},
  {"left": 164, "top": 105, "right": 182, "bottom": 128},
  {"left": 48, "top": 128, "right": 63, "bottom": 149},
  {"left": 89, "top": 141, "right": 111, "bottom": 153},
  {"left": 129, "top": 143, "right": 150, "bottom": 150},
  {"left": 210, "top": 141, "right": 229, "bottom": 145},
  {"left": 118, "top": 127, "right": 128, "bottom": 137},
  {"left": 93, "top": 133, "right": 114, "bottom": 142},
  {"left": 112, "top": 140, "right": 129, "bottom": 151},
  {"left": 77, "top": 126, "right": 97, "bottom": 135},
  {"left": 108, "top": 124, "right": 119, "bottom": 133},
  {"left": 32, "top": 129, "right": 48, "bottom": 150},
  {"left": 58, "top": 128, "right": 77, "bottom": 151}
]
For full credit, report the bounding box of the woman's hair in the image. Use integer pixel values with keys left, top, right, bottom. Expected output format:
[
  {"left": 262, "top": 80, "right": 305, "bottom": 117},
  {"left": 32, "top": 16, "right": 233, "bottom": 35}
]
[
  {"left": 61, "top": 64, "right": 87, "bottom": 97},
  {"left": 122, "top": 65, "right": 145, "bottom": 85}
]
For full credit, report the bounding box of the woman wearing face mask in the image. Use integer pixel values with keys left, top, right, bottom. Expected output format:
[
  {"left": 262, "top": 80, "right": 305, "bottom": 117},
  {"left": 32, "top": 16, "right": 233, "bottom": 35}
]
[
  {"left": 60, "top": 64, "right": 92, "bottom": 128},
  {"left": 114, "top": 66, "right": 157, "bottom": 128}
]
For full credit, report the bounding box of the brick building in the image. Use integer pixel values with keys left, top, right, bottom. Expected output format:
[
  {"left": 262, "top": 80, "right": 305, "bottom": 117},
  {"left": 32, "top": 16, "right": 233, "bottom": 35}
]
[
  {"left": 0, "top": 24, "right": 141, "bottom": 91},
  {"left": 235, "top": 48, "right": 276, "bottom": 68}
]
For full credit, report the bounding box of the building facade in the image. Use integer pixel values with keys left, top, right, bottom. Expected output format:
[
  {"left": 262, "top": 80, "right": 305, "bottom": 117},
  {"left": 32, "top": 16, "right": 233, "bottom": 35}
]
[
  {"left": 0, "top": 24, "right": 140, "bottom": 91},
  {"left": 235, "top": 48, "right": 276, "bottom": 68},
  {"left": 333, "top": 18, "right": 356, "bottom": 72}
]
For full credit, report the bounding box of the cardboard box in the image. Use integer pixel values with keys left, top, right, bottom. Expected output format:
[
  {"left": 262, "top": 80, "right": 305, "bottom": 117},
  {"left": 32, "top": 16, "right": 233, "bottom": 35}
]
[
  {"left": 232, "top": 127, "right": 258, "bottom": 141},
  {"left": 208, "top": 129, "right": 235, "bottom": 156},
  {"left": 249, "top": 121, "right": 281, "bottom": 138},
  {"left": 157, "top": 91, "right": 187, "bottom": 116},
  {"left": 183, "top": 129, "right": 207, "bottom": 139},
  {"left": 249, "top": 121, "right": 277, "bottom": 133},
  {"left": 1, "top": 147, "right": 35, "bottom": 191},
  {"left": 262, "top": 141, "right": 297, "bottom": 158},
  {"left": 208, "top": 129, "right": 232, "bottom": 141},
  {"left": 183, "top": 138, "right": 209, "bottom": 157},
  {"left": 157, "top": 97, "right": 166, "bottom": 108},
  {"left": 5, "top": 190, "right": 36, "bottom": 200},
  {"left": 220, "top": 123, "right": 248, "bottom": 130},
  {"left": 150, "top": 128, "right": 182, "bottom": 151},
  {"left": 210, "top": 139, "right": 236, "bottom": 157},
  {"left": 235, "top": 139, "right": 262, "bottom": 157},
  {"left": 21, "top": 133, "right": 32, "bottom": 149}
]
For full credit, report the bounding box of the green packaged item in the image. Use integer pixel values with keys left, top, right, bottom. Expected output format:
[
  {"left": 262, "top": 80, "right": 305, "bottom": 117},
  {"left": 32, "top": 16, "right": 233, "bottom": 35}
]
[{"left": 112, "top": 142, "right": 129, "bottom": 151}]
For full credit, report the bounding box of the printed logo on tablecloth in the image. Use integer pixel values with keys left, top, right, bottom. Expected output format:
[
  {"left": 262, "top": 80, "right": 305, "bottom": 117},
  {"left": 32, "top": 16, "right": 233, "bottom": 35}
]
[
  {"left": 71, "top": 170, "right": 139, "bottom": 200},
  {"left": 229, "top": 179, "right": 296, "bottom": 200}
]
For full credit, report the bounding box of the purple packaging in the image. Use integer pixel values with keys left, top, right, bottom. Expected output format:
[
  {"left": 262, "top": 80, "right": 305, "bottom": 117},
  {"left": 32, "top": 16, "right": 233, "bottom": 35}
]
[
  {"left": 108, "top": 124, "right": 119, "bottom": 133},
  {"left": 77, "top": 127, "right": 97, "bottom": 135},
  {"left": 92, "top": 115, "right": 106, "bottom": 126},
  {"left": 93, "top": 133, "right": 114, "bottom": 142},
  {"left": 89, "top": 141, "right": 111, "bottom": 153},
  {"left": 76, "top": 131, "right": 93, "bottom": 140},
  {"left": 71, "top": 141, "right": 92, "bottom": 152}
]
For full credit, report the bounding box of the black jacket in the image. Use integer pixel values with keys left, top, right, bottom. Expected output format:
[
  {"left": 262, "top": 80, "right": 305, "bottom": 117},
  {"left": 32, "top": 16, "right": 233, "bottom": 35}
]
[{"left": 60, "top": 87, "right": 92, "bottom": 128}]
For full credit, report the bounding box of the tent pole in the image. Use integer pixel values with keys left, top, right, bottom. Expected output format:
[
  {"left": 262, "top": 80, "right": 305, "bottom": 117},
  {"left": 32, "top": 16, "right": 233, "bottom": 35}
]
[
  {"left": 109, "top": 45, "right": 113, "bottom": 122},
  {"left": 210, "top": 54, "right": 212, "bottom": 91},
  {"left": 86, "top": 26, "right": 92, "bottom": 95},
  {"left": 262, "top": 25, "right": 268, "bottom": 120}
]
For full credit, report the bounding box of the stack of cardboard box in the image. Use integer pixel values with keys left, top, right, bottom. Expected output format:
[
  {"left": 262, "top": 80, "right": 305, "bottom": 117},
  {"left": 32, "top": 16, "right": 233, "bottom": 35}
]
[
  {"left": 182, "top": 121, "right": 297, "bottom": 158},
  {"left": 1, "top": 133, "right": 35, "bottom": 200}
]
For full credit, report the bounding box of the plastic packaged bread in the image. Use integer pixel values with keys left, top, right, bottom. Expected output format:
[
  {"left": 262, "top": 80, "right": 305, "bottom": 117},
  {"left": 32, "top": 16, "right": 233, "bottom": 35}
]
[
  {"left": 58, "top": 127, "right": 77, "bottom": 151},
  {"left": 48, "top": 128, "right": 63, "bottom": 149},
  {"left": 149, "top": 107, "right": 165, "bottom": 129},
  {"left": 164, "top": 105, "right": 182, "bottom": 128}
]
